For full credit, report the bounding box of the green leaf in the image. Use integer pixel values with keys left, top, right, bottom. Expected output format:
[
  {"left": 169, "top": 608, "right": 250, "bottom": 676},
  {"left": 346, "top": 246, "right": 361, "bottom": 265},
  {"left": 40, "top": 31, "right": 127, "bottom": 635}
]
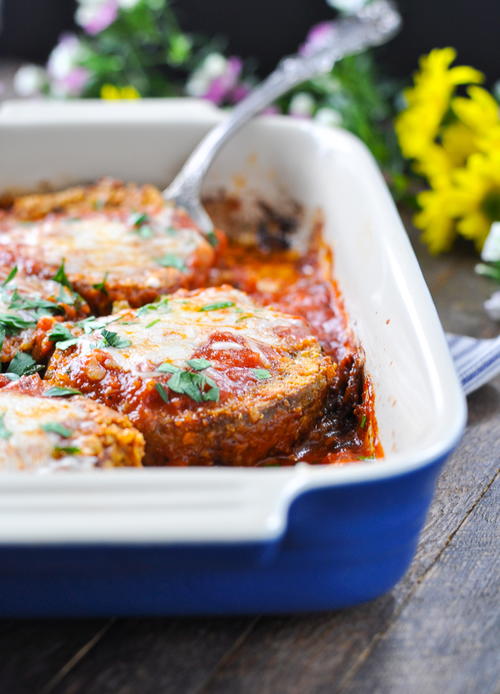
[
  {"left": 45, "top": 386, "right": 83, "bottom": 398},
  {"left": 7, "top": 352, "right": 42, "bottom": 377},
  {"left": 41, "top": 422, "right": 73, "bottom": 438},
  {"left": 199, "top": 301, "right": 235, "bottom": 312},
  {"left": 0, "top": 413, "right": 11, "bottom": 440},
  {"left": 156, "top": 254, "right": 186, "bottom": 271},
  {"left": 360, "top": 414, "right": 367, "bottom": 429},
  {"left": 252, "top": 368, "right": 271, "bottom": 380},
  {"left": 129, "top": 212, "right": 149, "bottom": 227},
  {"left": 206, "top": 231, "right": 218, "bottom": 247},
  {"left": 54, "top": 445, "right": 81, "bottom": 455},
  {"left": 186, "top": 358, "right": 211, "bottom": 371},
  {"left": 100, "top": 329, "right": 132, "bottom": 349},
  {"left": 92, "top": 272, "right": 109, "bottom": 294},
  {"left": 8, "top": 292, "right": 64, "bottom": 315},
  {"left": 1, "top": 266, "right": 17, "bottom": 286},
  {"left": 145, "top": 319, "right": 160, "bottom": 328},
  {"left": 157, "top": 362, "right": 181, "bottom": 374},
  {"left": 155, "top": 382, "right": 169, "bottom": 403},
  {"left": 51, "top": 261, "right": 74, "bottom": 291},
  {"left": 0, "top": 313, "right": 36, "bottom": 335}
]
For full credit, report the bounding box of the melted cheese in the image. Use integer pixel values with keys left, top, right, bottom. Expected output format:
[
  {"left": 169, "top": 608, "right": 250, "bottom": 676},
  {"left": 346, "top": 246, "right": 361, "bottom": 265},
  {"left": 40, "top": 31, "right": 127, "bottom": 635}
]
[
  {"left": 0, "top": 208, "right": 207, "bottom": 280},
  {"left": 68, "top": 287, "right": 310, "bottom": 374},
  {"left": 0, "top": 392, "right": 99, "bottom": 471}
]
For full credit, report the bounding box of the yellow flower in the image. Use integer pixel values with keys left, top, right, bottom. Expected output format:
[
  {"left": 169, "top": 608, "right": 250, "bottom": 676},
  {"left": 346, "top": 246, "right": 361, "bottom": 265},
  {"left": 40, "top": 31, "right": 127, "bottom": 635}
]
[
  {"left": 414, "top": 181, "right": 457, "bottom": 254},
  {"left": 100, "top": 84, "right": 140, "bottom": 100},
  {"left": 452, "top": 150, "right": 500, "bottom": 249},
  {"left": 452, "top": 86, "right": 499, "bottom": 136},
  {"left": 395, "top": 48, "right": 483, "bottom": 161}
]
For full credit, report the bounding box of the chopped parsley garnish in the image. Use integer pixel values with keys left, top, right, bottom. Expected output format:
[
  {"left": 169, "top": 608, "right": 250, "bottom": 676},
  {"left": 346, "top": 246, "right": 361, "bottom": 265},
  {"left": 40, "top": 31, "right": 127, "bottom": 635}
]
[
  {"left": 206, "top": 230, "right": 218, "bottom": 247},
  {"left": 360, "top": 414, "right": 367, "bottom": 429},
  {"left": 0, "top": 313, "right": 36, "bottom": 333},
  {"left": 136, "top": 226, "right": 154, "bottom": 239},
  {"left": 252, "top": 368, "right": 271, "bottom": 380},
  {"left": 358, "top": 455, "right": 375, "bottom": 461},
  {"left": 45, "top": 386, "right": 82, "bottom": 398},
  {"left": 51, "top": 261, "right": 74, "bottom": 291},
  {"left": 0, "top": 413, "right": 11, "bottom": 440},
  {"left": 99, "top": 329, "right": 131, "bottom": 349},
  {"left": 167, "top": 369, "right": 219, "bottom": 403},
  {"left": 186, "top": 358, "right": 211, "bottom": 371},
  {"left": 41, "top": 422, "right": 73, "bottom": 438},
  {"left": 137, "top": 297, "right": 169, "bottom": 316},
  {"left": 155, "top": 382, "right": 169, "bottom": 403},
  {"left": 145, "top": 319, "right": 160, "bottom": 328},
  {"left": 48, "top": 323, "right": 79, "bottom": 350},
  {"left": 7, "top": 352, "right": 43, "bottom": 377},
  {"left": 54, "top": 445, "right": 81, "bottom": 456},
  {"left": 8, "top": 292, "right": 64, "bottom": 316},
  {"left": 129, "top": 212, "right": 149, "bottom": 227},
  {"left": 157, "top": 362, "right": 180, "bottom": 374},
  {"left": 77, "top": 315, "right": 119, "bottom": 334},
  {"left": 92, "top": 272, "right": 109, "bottom": 295},
  {"left": 156, "top": 254, "right": 186, "bottom": 271},
  {"left": 1, "top": 266, "right": 17, "bottom": 286},
  {"left": 199, "top": 301, "right": 235, "bottom": 312}
]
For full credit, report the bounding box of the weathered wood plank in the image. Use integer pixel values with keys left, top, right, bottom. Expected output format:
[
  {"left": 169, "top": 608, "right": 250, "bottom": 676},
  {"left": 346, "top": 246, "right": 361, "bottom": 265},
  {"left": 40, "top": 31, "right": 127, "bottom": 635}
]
[
  {"left": 338, "top": 474, "right": 500, "bottom": 694},
  {"left": 0, "top": 618, "right": 112, "bottom": 694},
  {"left": 46, "top": 617, "right": 257, "bottom": 694}
]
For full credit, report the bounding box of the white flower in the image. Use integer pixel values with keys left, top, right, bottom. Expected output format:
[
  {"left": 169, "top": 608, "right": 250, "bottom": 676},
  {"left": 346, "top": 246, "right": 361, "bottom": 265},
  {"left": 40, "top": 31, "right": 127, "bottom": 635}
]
[
  {"left": 289, "top": 92, "right": 315, "bottom": 118},
  {"left": 481, "top": 222, "right": 500, "bottom": 263},
  {"left": 118, "top": 0, "right": 140, "bottom": 8},
  {"left": 314, "top": 107, "right": 342, "bottom": 127},
  {"left": 47, "top": 35, "right": 82, "bottom": 80},
  {"left": 186, "top": 53, "right": 227, "bottom": 97},
  {"left": 326, "top": 0, "right": 368, "bottom": 12},
  {"left": 13, "top": 64, "right": 47, "bottom": 96},
  {"left": 484, "top": 291, "right": 500, "bottom": 321}
]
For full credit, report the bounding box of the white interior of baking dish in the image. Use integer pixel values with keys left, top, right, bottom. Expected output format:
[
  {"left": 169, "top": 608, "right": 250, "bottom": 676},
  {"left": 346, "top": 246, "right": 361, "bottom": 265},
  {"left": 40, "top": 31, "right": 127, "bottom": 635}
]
[{"left": 0, "top": 100, "right": 466, "bottom": 543}]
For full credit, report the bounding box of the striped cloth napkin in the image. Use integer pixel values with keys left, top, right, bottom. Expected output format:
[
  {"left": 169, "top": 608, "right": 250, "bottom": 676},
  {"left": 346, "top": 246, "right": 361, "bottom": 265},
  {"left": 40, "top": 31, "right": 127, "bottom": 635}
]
[{"left": 447, "top": 333, "right": 500, "bottom": 395}]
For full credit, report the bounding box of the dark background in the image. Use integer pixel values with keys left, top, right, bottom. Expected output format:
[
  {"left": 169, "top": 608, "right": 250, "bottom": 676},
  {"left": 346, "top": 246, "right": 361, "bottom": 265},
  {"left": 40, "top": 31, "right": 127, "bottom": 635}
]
[{"left": 0, "top": 0, "right": 498, "bottom": 80}]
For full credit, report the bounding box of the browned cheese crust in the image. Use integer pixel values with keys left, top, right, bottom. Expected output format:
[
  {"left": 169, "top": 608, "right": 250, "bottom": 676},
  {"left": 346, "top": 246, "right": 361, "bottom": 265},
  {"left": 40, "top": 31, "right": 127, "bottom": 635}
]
[
  {"left": 0, "top": 375, "right": 144, "bottom": 471},
  {"left": 44, "top": 286, "right": 335, "bottom": 466}
]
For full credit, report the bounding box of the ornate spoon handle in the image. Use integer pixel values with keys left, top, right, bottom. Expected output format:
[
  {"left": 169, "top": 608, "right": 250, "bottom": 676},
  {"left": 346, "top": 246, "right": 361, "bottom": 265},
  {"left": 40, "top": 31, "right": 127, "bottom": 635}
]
[{"left": 164, "top": 0, "right": 401, "bottom": 231}]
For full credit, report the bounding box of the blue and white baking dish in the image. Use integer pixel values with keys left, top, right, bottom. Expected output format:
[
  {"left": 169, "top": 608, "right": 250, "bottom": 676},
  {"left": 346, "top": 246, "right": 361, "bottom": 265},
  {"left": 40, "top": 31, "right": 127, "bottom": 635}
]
[{"left": 0, "top": 100, "right": 466, "bottom": 616}]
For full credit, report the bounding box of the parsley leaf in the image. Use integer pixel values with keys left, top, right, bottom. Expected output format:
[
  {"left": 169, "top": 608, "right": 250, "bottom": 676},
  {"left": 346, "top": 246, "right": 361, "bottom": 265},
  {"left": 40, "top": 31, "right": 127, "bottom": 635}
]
[
  {"left": 51, "top": 261, "right": 74, "bottom": 290},
  {"left": 48, "top": 323, "right": 80, "bottom": 350},
  {"left": 0, "top": 313, "right": 36, "bottom": 334},
  {"left": 145, "top": 319, "right": 160, "bottom": 328},
  {"left": 8, "top": 293, "right": 63, "bottom": 316},
  {"left": 100, "top": 329, "right": 131, "bottom": 349},
  {"left": 54, "top": 445, "right": 81, "bottom": 455},
  {"left": 157, "top": 362, "right": 181, "bottom": 374},
  {"left": 155, "top": 382, "right": 169, "bottom": 403},
  {"left": 252, "top": 368, "right": 271, "bottom": 380},
  {"left": 186, "top": 358, "right": 211, "bottom": 371},
  {"left": 1, "top": 266, "right": 17, "bottom": 286},
  {"left": 0, "top": 413, "right": 11, "bottom": 440},
  {"left": 41, "top": 422, "right": 73, "bottom": 438},
  {"left": 92, "top": 272, "right": 109, "bottom": 295},
  {"left": 129, "top": 212, "right": 149, "bottom": 227},
  {"left": 156, "top": 254, "right": 186, "bottom": 271},
  {"left": 206, "top": 231, "right": 218, "bottom": 247},
  {"left": 7, "top": 352, "right": 43, "bottom": 377},
  {"left": 45, "top": 386, "right": 82, "bottom": 398},
  {"left": 167, "top": 370, "right": 219, "bottom": 403},
  {"left": 360, "top": 414, "right": 367, "bottom": 429},
  {"left": 199, "top": 301, "right": 235, "bottom": 312}
]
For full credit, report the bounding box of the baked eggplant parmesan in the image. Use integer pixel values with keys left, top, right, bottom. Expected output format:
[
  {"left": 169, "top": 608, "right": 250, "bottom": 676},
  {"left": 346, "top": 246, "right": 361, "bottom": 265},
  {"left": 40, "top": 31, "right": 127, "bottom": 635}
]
[
  {"left": 0, "top": 375, "right": 144, "bottom": 471},
  {"left": 45, "top": 285, "right": 335, "bottom": 465},
  {"left": 0, "top": 179, "right": 220, "bottom": 314}
]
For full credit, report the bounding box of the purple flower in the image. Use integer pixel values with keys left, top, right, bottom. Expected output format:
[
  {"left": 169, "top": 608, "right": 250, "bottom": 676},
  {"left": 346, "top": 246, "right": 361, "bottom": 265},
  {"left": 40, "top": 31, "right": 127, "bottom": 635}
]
[
  {"left": 203, "top": 57, "right": 242, "bottom": 105},
  {"left": 61, "top": 67, "right": 90, "bottom": 95},
  {"left": 76, "top": 0, "right": 118, "bottom": 36},
  {"left": 299, "top": 21, "right": 335, "bottom": 57}
]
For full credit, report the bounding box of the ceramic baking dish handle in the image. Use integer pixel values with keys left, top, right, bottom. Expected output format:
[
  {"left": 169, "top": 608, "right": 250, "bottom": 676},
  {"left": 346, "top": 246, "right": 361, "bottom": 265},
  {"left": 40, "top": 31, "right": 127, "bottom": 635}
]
[{"left": 0, "top": 468, "right": 311, "bottom": 545}]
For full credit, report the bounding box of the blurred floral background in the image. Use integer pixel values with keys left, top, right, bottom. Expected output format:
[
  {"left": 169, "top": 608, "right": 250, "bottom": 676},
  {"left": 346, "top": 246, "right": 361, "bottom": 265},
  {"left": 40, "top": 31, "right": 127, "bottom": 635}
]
[{"left": 2, "top": 0, "right": 500, "bottom": 318}]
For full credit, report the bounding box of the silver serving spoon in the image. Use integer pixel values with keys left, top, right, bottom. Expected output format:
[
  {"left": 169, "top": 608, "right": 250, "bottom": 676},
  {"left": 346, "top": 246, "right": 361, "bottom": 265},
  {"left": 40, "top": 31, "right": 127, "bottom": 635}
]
[{"left": 163, "top": 0, "right": 401, "bottom": 234}]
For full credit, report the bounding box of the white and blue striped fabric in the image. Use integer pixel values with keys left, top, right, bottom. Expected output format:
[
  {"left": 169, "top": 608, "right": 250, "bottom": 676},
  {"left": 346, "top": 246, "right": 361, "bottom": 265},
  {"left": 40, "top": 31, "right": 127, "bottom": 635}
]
[{"left": 447, "top": 333, "right": 500, "bottom": 395}]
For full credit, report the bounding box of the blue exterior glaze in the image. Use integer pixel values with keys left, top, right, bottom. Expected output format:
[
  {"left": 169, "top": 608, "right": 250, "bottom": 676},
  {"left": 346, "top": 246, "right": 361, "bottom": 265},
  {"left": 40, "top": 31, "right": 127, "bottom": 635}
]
[{"left": 0, "top": 455, "right": 447, "bottom": 617}]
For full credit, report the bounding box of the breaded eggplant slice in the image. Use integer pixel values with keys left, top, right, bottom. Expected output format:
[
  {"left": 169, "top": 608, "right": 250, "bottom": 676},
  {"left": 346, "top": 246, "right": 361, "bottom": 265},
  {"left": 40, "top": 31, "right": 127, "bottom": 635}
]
[
  {"left": 0, "top": 375, "right": 144, "bottom": 471},
  {"left": 0, "top": 180, "right": 220, "bottom": 314},
  {"left": 45, "top": 286, "right": 335, "bottom": 466},
  {"left": 0, "top": 265, "right": 89, "bottom": 366}
]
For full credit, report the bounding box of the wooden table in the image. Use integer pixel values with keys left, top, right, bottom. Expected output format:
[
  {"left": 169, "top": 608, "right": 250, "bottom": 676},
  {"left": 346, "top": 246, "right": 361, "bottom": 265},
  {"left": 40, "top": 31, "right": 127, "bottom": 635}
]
[{"left": 0, "top": 225, "right": 498, "bottom": 694}]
